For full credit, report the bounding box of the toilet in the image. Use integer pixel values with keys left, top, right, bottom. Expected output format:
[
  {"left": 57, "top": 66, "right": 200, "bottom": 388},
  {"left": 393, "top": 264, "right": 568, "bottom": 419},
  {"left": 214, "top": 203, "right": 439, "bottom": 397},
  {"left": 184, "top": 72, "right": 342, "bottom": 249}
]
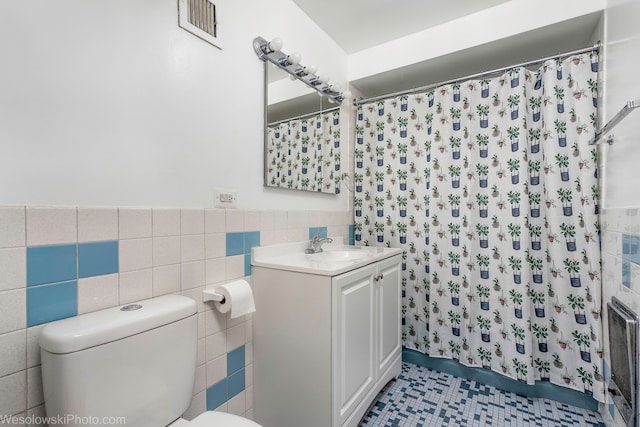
[{"left": 39, "top": 294, "right": 261, "bottom": 427}]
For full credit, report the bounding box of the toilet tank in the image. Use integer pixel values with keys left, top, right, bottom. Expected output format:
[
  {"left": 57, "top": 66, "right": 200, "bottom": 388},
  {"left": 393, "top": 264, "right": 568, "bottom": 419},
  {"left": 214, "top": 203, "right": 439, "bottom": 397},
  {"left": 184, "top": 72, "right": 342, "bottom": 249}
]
[{"left": 39, "top": 295, "right": 198, "bottom": 427}]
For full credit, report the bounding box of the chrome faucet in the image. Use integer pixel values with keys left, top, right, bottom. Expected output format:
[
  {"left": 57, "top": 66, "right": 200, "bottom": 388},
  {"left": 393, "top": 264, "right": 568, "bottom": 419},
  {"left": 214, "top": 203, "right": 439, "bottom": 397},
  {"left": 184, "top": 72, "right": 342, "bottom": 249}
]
[{"left": 305, "top": 233, "right": 333, "bottom": 254}]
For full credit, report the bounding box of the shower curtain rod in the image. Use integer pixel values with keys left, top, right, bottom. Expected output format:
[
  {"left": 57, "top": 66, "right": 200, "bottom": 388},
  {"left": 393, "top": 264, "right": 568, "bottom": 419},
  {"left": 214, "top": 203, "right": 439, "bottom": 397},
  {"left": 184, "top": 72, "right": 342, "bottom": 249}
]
[
  {"left": 355, "top": 42, "right": 601, "bottom": 106},
  {"left": 267, "top": 105, "right": 341, "bottom": 127}
]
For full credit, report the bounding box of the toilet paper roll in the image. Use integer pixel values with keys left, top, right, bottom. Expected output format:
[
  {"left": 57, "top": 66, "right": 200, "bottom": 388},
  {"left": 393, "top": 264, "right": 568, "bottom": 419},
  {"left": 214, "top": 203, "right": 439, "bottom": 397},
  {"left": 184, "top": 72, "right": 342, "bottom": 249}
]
[{"left": 214, "top": 280, "right": 256, "bottom": 319}]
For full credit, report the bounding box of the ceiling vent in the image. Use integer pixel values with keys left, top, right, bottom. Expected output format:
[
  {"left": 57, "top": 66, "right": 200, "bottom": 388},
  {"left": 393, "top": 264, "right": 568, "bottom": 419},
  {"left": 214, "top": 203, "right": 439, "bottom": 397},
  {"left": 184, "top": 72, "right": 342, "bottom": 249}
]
[{"left": 178, "top": 0, "right": 222, "bottom": 49}]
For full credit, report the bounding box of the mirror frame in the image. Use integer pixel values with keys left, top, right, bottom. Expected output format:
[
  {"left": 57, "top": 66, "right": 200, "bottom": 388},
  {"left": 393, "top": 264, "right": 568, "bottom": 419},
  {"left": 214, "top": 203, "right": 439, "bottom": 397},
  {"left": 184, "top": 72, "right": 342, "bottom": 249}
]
[
  {"left": 263, "top": 61, "right": 342, "bottom": 194},
  {"left": 256, "top": 38, "right": 344, "bottom": 195}
]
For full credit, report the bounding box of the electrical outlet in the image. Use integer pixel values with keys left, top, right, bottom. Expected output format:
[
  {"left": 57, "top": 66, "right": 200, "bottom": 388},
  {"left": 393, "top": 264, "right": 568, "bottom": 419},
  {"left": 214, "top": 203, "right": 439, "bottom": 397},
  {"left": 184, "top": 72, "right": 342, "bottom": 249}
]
[{"left": 213, "top": 188, "right": 237, "bottom": 208}]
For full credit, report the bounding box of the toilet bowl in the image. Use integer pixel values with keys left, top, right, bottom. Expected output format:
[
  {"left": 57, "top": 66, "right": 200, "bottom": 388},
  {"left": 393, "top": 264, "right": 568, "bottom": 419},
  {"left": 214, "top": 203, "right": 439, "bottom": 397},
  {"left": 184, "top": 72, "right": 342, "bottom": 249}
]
[
  {"left": 171, "top": 412, "right": 261, "bottom": 427},
  {"left": 39, "top": 295, "right": 263, "bottom": 427}
]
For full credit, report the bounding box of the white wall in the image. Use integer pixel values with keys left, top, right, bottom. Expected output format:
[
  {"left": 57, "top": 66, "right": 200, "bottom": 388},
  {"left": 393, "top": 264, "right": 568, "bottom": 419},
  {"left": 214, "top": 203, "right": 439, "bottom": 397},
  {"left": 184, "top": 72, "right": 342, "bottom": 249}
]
[
  {"left": 0, "top": 0, "right": 350, "bottom": 210},
  {"left": 0, "top": 0, "right": 613, "bottom": 211},
  {"left": 348, "top": 0, "right": 606, "bottom": 84},
  {"left": 600, "top": 0, "right": 640, "bottom": 208},
  {"left": 596, "top": 1, "right": 640, "bottom": 425}
]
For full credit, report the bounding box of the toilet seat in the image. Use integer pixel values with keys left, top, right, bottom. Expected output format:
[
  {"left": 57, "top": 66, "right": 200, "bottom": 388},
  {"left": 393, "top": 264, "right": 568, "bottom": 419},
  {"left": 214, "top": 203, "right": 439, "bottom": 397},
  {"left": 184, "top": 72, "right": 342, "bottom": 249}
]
[{"left": 177, "top": 412, "right": 262, "bottom": 427}]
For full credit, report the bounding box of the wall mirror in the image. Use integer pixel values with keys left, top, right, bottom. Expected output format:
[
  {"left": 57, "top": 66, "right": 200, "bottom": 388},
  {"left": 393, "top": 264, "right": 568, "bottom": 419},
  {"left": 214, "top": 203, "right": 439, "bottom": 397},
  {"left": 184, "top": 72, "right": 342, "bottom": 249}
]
[{"left": 255, "top": 36, "right": 348, "bottom": 195}]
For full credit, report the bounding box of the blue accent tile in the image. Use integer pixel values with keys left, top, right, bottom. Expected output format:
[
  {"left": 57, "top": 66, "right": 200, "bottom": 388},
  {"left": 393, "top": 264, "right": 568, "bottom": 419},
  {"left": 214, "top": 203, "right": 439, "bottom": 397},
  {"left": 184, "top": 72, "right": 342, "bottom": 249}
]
[
  {"left": 349, "top": 224, "right": 355, "bottom": 245},
  {"left": 603, "top": 360, "right": 611, "bottom": 384},
  {"left": 622, "top": 260, "right": 631, "bottom": 288},
  {"left": 27, "top": 280, "right": 77, "bottom": 327},
  {"left": 632, "top": 235, "right": 640, "bottom": 265},
  {"left": 206, "top": 378, "right": 228, "bottom": 410},
  {"left": 244, "top": 231, "right": 260, "bottom": 253},
  {"left": 309, "top": 226, "right": 328, "bottom": 240},
  {"left": 227, "top": 368, "right": 245, "bottom": 399},
  {"left": 227, "top": 345, "right": 245, "bottom": 376},
  {"left": 78, "top": 241, "right": 118, "bottom": 278},
  {"left": 226, "top": 232, "right": 244, "bottom": 256},
  {"left": 621, "top": 233, "right": 640, "bottom": 264},
  {"left": 608, "top": 401, "right": 616, "bottom": 421},
  {"left": 244, "top": 253, "right": 252, "bottom": 277},
  {"left": 622, "top": 234, "right": 631, "bottom": 259},
  {"left": 27, "top": 244, "right": 77, "bottom": 286}
]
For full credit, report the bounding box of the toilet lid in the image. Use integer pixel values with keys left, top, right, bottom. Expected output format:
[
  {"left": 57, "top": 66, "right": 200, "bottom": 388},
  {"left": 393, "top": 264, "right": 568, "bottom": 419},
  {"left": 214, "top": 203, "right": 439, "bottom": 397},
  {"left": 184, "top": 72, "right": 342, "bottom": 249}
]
[{"left": 189, "top": 412, "right": 262, "bottom": 427}]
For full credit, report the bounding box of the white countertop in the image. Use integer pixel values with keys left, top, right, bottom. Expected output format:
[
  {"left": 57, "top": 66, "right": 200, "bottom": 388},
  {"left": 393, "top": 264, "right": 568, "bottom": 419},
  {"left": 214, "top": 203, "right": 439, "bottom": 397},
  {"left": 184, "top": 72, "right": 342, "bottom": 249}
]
[{"left": 251, "top": 240, "right": 402, "bottom": 276}]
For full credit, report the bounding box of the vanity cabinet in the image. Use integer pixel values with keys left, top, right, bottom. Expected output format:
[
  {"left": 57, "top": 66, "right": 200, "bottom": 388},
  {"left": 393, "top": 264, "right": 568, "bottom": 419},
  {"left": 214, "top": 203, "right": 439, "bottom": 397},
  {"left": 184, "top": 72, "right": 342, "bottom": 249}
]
[{"left": 252, "top": 253, "right": 401, "bottom": 427}]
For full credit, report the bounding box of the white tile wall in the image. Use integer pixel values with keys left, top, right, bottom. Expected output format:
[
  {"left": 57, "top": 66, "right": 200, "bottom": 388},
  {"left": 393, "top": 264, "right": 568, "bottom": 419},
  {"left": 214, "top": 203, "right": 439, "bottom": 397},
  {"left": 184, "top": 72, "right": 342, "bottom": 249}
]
[
  {"left": 181, "top": 209, "right": 205, "bottom": 235},
  {"left": 119, "top": 269, "right": 153, "bottom": 304},
  {"left": 0, "top": 330, "right": 26, "bottom": 378},
  {"left": 181, "top": 234, "right": 205, "bottom": 263},
  {"left": 0, "top": 207, "right": 25, "bottom": 248},
  {"left": 152, "top": 208, "right": 181, "bottom": 237},
  {"left": 153, "top": 264, "right": 182, "bottom": 296},
  {"left": 206, "top": 355, "right": 227, "bottom": 387},
  {"left": 77, "top": 273, "right": 119, "bottom": 314},
  {"left": 227, "top": 391, "right": 246, "bottom": 416},
  {"left": 119, "top": 238, "right": 153, "bottom": 272},
  {"left": 0, "top": 248, "right": 26, "bottom": 292},
  {"left": 181, "top": 261, "right": 205, "bottom": 290},
  {"left": 26, "top": 325, "right": 45, "bottom": 369},
  {"left": 599, "top": 207, "right": 640, "bottom": 426},
  {"left": 243, "top": 211, "right": 260, "bottom": 231},
  {"left": 78, "top": 207, "right": 118, "bottom": 242},
  {"left": 26, "top": 207, "right": 77, "bottom": 246},
  {"left": 225, "top": 255, "right": 245, "bottom": 280},
  {"left": 225, "top": 210, "right": 244, "bottom": 232},
  {"left": 0, "top": 371, "right": 26, "bottom": 416},
  {"left": 153, "top": 236, "right": 181, "bottom": 266},
  {"left": 118, "top": 208, "right": 153, "bottom": 239},
  {"left": 0, "top": 289, "right": 26, "bottom": 334},
  {"left": 205, "top": 233, "right": 225, "bottom": 259},
  {"left": 0, "top": 204, "right": 352, "bottom": 422},
  {"left": 205, "top": 209, "right": 226, "bottom": 233}
]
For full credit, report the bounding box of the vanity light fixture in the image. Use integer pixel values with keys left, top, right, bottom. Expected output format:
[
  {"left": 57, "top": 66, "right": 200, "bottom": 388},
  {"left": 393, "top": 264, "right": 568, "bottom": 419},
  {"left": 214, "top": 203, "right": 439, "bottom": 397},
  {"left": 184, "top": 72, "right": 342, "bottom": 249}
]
[{"left": 253, "top": 36, "right": 351, "bottom": 104}]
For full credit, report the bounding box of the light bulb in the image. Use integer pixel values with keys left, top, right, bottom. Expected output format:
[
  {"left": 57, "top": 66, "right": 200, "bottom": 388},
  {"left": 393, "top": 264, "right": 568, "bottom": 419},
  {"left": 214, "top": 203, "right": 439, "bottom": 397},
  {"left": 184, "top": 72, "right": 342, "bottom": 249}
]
[
  {"left": 332, "top": 84, "right": 341, "bottom": 93},
  {"left": 306, "top": 64, "right": 317, "bottom": 75},
  {"left": 319, "top": 73, "right": 329, "bottom": 84},
  {"left": 268, "top": 37, "right": 283, "bottom": 52},
  {"left": 342, "top": 90, "right": 352, "bottom": 100},
  {"left": 288, "top": 52, "right": 301, "bottom": 65}
]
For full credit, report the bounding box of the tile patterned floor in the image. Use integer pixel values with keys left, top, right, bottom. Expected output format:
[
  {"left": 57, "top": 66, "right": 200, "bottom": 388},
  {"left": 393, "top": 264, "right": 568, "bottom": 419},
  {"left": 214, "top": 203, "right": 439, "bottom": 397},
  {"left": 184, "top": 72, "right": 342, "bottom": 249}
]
[{"left": 359, "top": 363, "right": 606, "bottom": 427}]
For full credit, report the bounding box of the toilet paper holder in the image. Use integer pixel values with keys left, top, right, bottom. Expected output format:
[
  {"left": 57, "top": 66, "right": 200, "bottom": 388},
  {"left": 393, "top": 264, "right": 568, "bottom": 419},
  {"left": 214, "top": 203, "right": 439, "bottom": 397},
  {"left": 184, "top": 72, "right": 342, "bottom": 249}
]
[{"left": 202, "top": 289, "right": 226, "bottom": 304}]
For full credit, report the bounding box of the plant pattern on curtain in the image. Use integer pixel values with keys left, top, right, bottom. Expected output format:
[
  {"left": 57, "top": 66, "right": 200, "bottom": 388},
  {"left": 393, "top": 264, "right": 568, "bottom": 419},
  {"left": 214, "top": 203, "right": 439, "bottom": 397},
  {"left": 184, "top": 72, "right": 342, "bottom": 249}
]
[
  {"left": 353, "top": 52, "right": 604, "bottom": 401},
  {"left": 266, "top": 110, "right": 341, "bottom": 194}
]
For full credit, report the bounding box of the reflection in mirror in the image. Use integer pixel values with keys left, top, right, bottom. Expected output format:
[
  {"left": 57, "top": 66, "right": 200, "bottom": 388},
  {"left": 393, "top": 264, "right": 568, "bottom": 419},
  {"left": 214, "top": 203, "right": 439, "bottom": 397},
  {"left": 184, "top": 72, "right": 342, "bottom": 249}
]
[
  {"left": 266, "top": 112, "right": 341, "bottom": 193},
  {"left": 255, "top": 36, "right": 345, "bottom": 194}
]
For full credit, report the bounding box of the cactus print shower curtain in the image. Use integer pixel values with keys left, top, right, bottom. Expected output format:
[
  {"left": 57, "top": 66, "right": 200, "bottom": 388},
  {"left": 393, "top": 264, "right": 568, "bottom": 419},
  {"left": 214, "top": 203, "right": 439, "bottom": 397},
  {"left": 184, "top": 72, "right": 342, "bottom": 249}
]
[{"left": 353, "top": 52, "right": 604, "bottom": 401}]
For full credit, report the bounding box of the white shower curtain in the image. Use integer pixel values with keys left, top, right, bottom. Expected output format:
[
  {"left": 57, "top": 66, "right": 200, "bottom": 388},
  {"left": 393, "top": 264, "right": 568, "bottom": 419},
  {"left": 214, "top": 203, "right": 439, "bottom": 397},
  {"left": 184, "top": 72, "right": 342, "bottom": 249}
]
[
  {"left": 266, "top": 111, "right": 341, "bottom": 193},
  {"left": 354, "top": 52, "right": 604, "bottom": 401}
]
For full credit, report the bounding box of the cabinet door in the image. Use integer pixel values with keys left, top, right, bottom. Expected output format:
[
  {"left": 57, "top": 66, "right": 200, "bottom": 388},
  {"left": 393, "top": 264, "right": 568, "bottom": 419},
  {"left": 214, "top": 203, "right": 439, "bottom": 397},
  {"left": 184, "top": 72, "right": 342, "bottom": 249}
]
[
  {"left": 375, "top": 256, "right": 402, "bottom": 377},
  {"left": 332, "top": 265, "right": 375, "bottom": 427}
]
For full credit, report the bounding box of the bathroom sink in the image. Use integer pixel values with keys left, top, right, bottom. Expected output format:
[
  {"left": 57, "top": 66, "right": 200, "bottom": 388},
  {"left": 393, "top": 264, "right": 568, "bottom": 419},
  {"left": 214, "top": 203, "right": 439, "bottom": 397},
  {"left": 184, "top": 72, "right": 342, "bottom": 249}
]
[
  {"left": 251, "top": 240, "right": 401, "bottom": 275},
  {"left": 314, "top": 249, "right": 370, "bottom": 262}
]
